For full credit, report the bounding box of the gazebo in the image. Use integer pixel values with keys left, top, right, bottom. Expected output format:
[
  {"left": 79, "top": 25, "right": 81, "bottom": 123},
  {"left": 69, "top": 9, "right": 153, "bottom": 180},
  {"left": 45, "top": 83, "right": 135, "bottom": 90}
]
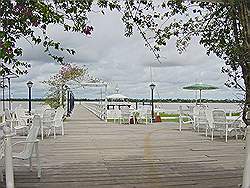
[{"left": 106, "top": 88, "right": 130, "bottom": 110}]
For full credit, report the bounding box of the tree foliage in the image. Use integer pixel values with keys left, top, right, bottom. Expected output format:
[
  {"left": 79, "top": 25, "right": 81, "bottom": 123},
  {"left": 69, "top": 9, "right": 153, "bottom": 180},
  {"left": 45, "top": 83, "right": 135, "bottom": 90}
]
[
  {"left": 120, "top": 0, "right": 249, "bottom": 123},
  {"left": 1, "top": 0, "right": 249, "bottom": 122},
  {"left": 43, "top": 63, "right": 87, "bottom": 108},
  {"left": 0, "top": 0, "right": 120, "bottom": 74}
]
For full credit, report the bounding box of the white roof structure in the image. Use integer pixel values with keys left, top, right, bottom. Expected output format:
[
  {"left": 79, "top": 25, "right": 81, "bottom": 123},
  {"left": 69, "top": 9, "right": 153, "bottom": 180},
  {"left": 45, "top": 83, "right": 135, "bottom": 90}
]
[{"left": 107, "top": 93, "right": 128, "bottom": 99}]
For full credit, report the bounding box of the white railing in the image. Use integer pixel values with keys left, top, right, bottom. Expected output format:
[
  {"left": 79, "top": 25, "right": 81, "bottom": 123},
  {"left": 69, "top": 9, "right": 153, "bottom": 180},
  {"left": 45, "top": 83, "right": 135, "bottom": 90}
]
[
  {"left": 82, "top": 103, "right": 107, "bottom": 121},
  {"left": 0, "top": 124, "right": 14, "bottom": 188}
]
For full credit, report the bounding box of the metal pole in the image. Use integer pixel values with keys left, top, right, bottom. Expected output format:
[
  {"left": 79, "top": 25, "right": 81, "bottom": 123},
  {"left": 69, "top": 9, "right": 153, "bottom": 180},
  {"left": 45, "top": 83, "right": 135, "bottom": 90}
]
[
  {"left": 8, "top": 78, "right": 11, "bottom": 110},
  {"left": 151, "top": 88, "right": 154, "bottom": 123},
  {"left": 28, "top": 87, "right": 31, "bottom": 114}
]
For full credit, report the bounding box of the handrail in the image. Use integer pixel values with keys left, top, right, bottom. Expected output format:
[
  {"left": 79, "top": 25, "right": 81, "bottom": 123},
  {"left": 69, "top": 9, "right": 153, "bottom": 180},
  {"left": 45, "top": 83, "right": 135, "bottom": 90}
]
[
  {"left": 2, "top": 125, "right": 15, "bottom": 188},
  {"left": 82, "top": 103, "right": 107, "bottom": 121}
]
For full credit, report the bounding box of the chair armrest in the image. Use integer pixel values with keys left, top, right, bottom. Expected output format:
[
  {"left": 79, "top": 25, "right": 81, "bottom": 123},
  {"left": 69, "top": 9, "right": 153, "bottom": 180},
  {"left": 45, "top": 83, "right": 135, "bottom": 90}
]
[
  {"left": 5, "top": 119, "right": 18, "bottom": 122},
  {"left": 12, "top": 136, "right": 27, "bottom": 139},
  {"left": 42, "top": 120, "right": 54, "bottom": 123},
  {"left": 180, "top": 115, "right": 193, "bottom": 120},
  {"left": 12, "top": 139, "right": 39, "bottom": 147},
  {"left": 20, "top": 115, "right": 33, "bottom": 119}
]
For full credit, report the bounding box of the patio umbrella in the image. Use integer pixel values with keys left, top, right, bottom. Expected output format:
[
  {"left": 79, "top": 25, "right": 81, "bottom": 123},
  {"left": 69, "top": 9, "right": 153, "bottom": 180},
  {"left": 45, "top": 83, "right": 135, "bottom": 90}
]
[{"left": 183, "top": 83, "right": 219, "bottom": 104}]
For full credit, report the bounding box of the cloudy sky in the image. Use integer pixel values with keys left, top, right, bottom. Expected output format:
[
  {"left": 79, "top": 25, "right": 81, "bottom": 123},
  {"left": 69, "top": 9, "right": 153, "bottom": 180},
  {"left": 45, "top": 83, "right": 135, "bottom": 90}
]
[{"left": 9, "top": 10, "right": 242, "bottom": 100}]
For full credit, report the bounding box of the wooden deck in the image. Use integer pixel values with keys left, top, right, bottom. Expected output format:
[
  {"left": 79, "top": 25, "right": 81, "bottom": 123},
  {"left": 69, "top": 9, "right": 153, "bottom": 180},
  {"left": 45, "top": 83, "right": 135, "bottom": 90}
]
[{"left": 1, "top": 104, "right": 246, "bottom": 188}]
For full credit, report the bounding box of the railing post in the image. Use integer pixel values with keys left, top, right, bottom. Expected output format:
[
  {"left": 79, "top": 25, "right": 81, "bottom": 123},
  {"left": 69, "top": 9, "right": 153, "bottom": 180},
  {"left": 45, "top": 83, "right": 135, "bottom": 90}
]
[{"left": 3, "top": 126, "right": 14, "bottom": 188}]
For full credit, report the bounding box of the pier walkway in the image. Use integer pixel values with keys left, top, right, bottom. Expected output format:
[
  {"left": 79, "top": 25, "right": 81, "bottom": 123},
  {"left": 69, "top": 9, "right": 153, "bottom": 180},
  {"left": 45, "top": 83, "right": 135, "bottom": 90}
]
[{"left": 1, "top": 104, "right": 245, "bottom": 187}]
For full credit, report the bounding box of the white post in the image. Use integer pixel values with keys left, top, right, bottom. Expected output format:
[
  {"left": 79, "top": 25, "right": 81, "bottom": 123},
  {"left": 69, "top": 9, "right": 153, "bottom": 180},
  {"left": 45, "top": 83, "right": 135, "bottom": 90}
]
[{"left": 3, "top": 126, "right": 14, "bottom": 188}]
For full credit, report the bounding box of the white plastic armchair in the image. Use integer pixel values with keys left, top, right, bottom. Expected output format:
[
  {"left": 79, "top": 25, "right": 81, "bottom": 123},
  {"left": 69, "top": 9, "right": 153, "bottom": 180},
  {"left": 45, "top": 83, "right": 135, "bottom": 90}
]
[
  {"left": 113, "top": 106, "right": 122, "bottom": 124},
  {"left": 52, "top": 106, "right": 65, "bottom": 139},
  {"left": 120, "top": 107, "right": 131, "bottom": 124},
  {"left": 179, "top": 106, "right": 193, "bottom": 131},
  {"left": 14, "top": 108, "right": 31, "bottom": 134},
  {"left": 4, "top": 110, "right": 17, "bottom": 133},
  {"left": 137, "top": 107, "right": 150, "bottom": 125},
  {"left": 12, "top": 115, "right": 41, "bottom": 178},
  {"left": 212, "top": 109, "right": 237, "bottom": 142},
  {"left": 41, "top": 108, "right": 56, "bottom": 140},
  {"left": 195, "top": 107, "right": 210, "bottom": 135}
]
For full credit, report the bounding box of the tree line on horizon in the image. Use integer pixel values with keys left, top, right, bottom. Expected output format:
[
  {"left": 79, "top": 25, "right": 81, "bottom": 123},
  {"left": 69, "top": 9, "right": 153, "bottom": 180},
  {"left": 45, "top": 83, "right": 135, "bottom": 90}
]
[{"left": 3, "top": 98, "right": 242, "bottom": 103}]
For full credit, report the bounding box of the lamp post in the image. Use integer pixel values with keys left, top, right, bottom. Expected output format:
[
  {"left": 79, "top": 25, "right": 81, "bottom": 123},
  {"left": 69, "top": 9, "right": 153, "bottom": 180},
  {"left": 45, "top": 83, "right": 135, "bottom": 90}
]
[
  {"left": 26, "top": 81, "right": 33, "bottom": 114},
  {"left": 149, "top": 83, "right": 156, "bottom": 123}
]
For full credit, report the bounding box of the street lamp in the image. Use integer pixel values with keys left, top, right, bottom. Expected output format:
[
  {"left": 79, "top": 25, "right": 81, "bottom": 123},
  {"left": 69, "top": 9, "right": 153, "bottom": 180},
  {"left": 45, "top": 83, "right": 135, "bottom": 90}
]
[
  {"left": 149, "top": 83, "right": 156, "bottom": 123},
  {"left": 26, "top": 81, "right": 33, "bottom": 114}
]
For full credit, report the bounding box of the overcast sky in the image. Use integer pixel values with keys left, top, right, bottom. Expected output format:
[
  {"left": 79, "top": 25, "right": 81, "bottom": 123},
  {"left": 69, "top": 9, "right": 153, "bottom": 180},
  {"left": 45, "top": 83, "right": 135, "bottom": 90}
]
[{"left": 9, "top": 10, "right": 243, "bottom": 100}]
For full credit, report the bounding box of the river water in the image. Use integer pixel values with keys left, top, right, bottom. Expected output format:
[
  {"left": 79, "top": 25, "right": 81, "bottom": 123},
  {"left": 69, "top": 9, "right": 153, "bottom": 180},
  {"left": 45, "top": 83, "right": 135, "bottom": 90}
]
[{"left": 0, "top": 101, "right": 242, "bottom": 114}]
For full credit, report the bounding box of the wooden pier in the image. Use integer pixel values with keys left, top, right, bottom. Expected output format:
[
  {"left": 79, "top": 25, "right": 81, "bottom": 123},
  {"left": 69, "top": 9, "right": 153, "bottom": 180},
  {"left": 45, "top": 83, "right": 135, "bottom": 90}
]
[{"left": 1, "top": 104, "right": 245, "bottom": 187}]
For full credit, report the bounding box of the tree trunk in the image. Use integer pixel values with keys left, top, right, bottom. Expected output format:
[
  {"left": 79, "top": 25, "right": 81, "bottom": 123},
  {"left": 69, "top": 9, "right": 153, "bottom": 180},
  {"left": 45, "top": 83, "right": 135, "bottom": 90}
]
[
  {"left": 242, "top": 1, "right": 250, "bottom": 187},
  {"left": 243, "top": 0, "right": 250, "bottom": 124}
]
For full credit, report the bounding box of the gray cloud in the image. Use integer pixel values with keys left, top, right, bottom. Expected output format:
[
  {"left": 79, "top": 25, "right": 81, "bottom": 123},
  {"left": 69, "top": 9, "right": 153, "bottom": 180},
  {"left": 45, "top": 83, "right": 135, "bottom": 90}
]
[{"left": 7, "top": 10, "right": 242, "bottom": 100}]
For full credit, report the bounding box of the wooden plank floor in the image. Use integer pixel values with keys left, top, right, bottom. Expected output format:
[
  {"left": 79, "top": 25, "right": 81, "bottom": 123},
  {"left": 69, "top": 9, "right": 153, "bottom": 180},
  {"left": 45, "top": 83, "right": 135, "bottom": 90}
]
[{"left": 1, "top": 104, "right": 246, "bottom": 188}]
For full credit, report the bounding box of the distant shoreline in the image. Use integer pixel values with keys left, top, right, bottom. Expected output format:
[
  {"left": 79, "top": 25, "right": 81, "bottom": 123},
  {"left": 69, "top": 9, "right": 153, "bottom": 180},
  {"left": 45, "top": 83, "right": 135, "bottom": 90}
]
[{"left": 1, "top": 98, "right": 243, "bottom": 103}]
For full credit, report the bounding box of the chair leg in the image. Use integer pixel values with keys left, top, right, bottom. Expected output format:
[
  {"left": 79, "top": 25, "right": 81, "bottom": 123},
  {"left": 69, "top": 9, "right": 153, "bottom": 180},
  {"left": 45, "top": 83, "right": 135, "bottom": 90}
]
[
  {"left": 0, "top": 169, "right": 3, "bottom": 182},
  {"left": 0, "top": 160, "right": 3, "bottom": 182},
  {"left": 179, "top": 118, "right": 182, "bottom": 132},
  {"left": 41, "top": 126, "right": 44, "bottom": 140},
  {"left": 35, "top": 143, "right": 41, "bottom": 178},
  {"left": 47, "top": 128, "right": 51, "bottom": 137},
  {"left": 29, "top": 158, "right": 32, "bottom": 171},
  {"left": 211, "top": 129, "right": 214, "bottom": 141},
  {"left": 226, "top": 130, "right": 228, "bottom": 142},
  {"left": 61, "top": 124, "right": 64, "bottom": 136},
  {"left": 54, "top": 126, "right": 56, "bottom": 139}
]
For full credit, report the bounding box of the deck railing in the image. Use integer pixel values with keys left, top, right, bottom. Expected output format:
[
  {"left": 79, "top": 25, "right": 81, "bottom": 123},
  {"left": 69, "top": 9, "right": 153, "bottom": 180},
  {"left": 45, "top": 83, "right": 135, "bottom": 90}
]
[
  {"left": 82, "top": 103, "right": 107, "bottom": 121},
  {"left": 0, "top": 124, "right": 14, "bottom": 188}
]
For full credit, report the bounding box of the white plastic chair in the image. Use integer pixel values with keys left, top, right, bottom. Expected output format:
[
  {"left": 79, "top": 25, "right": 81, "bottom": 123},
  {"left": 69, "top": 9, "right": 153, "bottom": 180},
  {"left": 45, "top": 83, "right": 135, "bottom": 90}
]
[
  {"left": 179, "top": 106, "right": 193, "bottom": 131},
  {"left": 137, "top": 107, "right": 150, "bottom": 125},
  {"left": 34, "top": 105, "right": 50, "bottom": 117},
  {"left": 4, "top": 110, "right": 17, "bottom": 133},
  {"left": 120, "top": 107, "right": 131, "bottom": 124},
  {"left": 12, "top": 115, "right": 41, "bottom": 178},
  {"left": 113, "top": 106, "right": 121, "bottom": 124},
  {"left": 41, "top": 108, "right": 56, "bottom": 140},
  {"left": 212, "top": 109, "right": 237, "bottom": 142},
  {"left": 195, "top": 107, "right": 210, "bottom": 136},
  {"left": 52, "top": 106, "right": 65, "bottom": 139},
  {"left": 14, "top": 107, "right": 31, "bottom": 134}
]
